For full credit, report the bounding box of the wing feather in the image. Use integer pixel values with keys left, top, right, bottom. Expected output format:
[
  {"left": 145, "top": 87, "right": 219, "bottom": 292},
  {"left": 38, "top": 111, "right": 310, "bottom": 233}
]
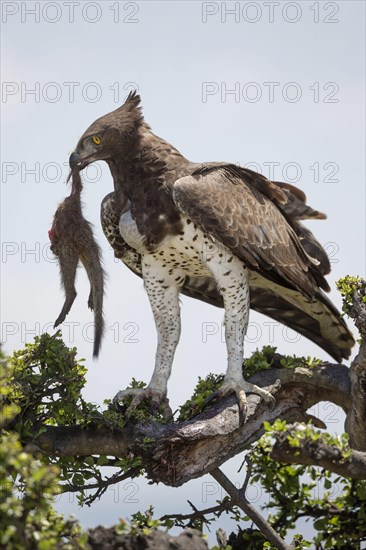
[{"left": 173, "top": 165, "right": 329, "bottom": 298}]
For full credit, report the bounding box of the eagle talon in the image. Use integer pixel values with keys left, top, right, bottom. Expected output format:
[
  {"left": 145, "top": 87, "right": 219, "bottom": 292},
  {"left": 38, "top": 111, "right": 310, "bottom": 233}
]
[
  {"left": 113, "top": 388, "right": 173, "bottom": 421},
  {"left": 216, "top": 383, "right": 248, "bottom": 420},
  {"left": 204, "top": 378, "right": 275, "bottom": 423}
]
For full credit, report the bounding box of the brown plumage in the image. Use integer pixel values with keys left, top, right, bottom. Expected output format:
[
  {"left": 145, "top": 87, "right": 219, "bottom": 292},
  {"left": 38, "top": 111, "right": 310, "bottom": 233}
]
[
  {"left": 49, "top": 169, "right": 105, "bottom": 358},
  {"left": 67, "top": 92, "right": 354, "bottom": 417},
  {"left": 174, "top": 164, "right": 329, "bottom": 297}
]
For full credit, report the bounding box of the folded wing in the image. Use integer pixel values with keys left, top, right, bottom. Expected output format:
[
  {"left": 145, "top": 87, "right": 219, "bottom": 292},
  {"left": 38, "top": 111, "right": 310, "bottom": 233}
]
[
  {"left": 172, "top": 164, "right": 354, "bottom": 361},
  {"left": 173, "top": 164, "right": 329, "bottom": 298}
]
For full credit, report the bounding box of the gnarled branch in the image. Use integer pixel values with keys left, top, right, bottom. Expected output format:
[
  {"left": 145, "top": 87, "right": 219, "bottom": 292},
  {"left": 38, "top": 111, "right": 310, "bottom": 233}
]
[
  {"left": 340, "top": 277, "right": 366, "bottom": 451},
  {"left": 33, "top": 362, "right": 361, "bottom": 487}
]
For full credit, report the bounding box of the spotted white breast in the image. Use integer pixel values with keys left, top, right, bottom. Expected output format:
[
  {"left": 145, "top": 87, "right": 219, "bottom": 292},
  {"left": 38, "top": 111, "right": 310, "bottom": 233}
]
[{"left": 119, "top": 210, "right": 238, "bottom": 280}]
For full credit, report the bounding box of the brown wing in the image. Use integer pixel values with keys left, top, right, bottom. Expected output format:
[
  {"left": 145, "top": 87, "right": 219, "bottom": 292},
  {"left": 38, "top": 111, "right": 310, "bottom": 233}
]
[
  {"left": 272, "top": 181, "right": 326, "bottom": 221},
  {"left": 173, "top": 164, "right": 329, "bottom": 298}
]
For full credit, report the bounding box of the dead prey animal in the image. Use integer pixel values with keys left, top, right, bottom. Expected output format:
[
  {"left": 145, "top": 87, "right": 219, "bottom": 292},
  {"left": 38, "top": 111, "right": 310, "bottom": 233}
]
[{"left": 49, "top": 168, "right": 105, "bottom": 357}]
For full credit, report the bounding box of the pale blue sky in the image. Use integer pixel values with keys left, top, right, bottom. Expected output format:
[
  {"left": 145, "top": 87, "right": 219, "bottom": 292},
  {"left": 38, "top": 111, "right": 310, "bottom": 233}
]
[{"left": 1, "top": 0, "right": 365, "bottom": 544}]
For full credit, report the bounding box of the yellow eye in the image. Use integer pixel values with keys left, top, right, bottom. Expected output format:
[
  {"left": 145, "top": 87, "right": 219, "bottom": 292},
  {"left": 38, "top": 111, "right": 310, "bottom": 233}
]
[{"left": 92, "top": 135, "right": 101, "bottom": 145}]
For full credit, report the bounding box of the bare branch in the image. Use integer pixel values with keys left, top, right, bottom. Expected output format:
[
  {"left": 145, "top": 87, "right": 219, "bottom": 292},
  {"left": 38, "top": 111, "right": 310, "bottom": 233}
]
[
  {"left": 210, "top": 467, "right": 292, "bottom": 550},
  {"left": 35, "top": 424, "right": 130, "bottom": 457},
  {"left": 61, "top": 466, "right": 141, "bottom": 495},
  {"left": 159, "top": 500, "right": 233, "bottom": 527},
  {"left": 241, "top": 456, "right": 252, "bottom": 493}
]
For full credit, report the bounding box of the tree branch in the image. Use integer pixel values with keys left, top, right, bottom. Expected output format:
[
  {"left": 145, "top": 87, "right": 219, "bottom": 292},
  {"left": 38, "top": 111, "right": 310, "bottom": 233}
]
[
  {"left": 271, "top": 423, "right": 366, "bottom": 479},
  {"left": 332, "top": 277, "right": 366, "bottom": 451},
  {"left": 241, "top": 456, "right": 252, "bottom": 493},
  {"left": 345, "top": 288, "right": 366, "bottom": 451},
  {"left": 35, "top": 424, "right": 130, "bottom": 457},
  {"left": 210, "top": 467, "right": 292, "bottom": 550},
  {"left": 61, "top": 466, "right": 141, "bottom": 506},
  {"left": 32, "top": 362, "right": 356, "bottom": 487},
  {"left": 159, "top": 500, "right": 232, "bottom": 527}
]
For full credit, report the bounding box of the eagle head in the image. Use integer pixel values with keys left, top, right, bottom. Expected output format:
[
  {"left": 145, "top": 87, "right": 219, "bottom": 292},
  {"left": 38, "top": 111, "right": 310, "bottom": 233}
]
[{"left": 69, "top": 91, "right": 143, "bottom": 171}]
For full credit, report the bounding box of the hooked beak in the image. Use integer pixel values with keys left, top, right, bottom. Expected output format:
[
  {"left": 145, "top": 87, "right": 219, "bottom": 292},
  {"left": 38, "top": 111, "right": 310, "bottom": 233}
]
[
  {"left": 69, "top": 151, "right": 95, "bottom": 170},
  {"left": 68, "top": 151, "right": 95, "bottom": 181},
  {"left": 69, "top": 151, "right": 81, "bottom": 169},
  {"left": 68, "top": 151, "right": 82, "bottom": 182}
]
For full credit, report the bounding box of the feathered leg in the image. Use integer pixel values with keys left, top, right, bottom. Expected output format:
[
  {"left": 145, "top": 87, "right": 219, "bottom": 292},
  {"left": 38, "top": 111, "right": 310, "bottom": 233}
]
[
  {"left": 114, "top": 256, "right": 183, "bottom": 419},
  {"left": 206, "top": 253, "right": 275, "bottom": 419}
]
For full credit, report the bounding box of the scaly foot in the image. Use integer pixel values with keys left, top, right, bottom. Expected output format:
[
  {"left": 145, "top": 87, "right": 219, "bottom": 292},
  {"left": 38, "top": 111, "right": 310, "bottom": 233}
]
[
  {"left": 113, "top": 387, "right": 173, "bottom": 421},
  {"left": 206, "top": 377, "right": 275, "bottom": 421}
]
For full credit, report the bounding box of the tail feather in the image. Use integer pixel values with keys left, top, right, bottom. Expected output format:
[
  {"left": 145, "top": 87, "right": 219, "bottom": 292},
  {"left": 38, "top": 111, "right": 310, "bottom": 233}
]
[
  {"left": 182, "top": 274, "right": 354, "bottom": 362},
  {"left": 248, "top": 274, "right": 354, "bottom": 362}
]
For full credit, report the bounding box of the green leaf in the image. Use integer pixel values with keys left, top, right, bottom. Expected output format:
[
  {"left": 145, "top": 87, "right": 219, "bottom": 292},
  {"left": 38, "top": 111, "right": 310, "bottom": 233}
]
[
  {"left": 313, "top": 518, "right": 326, "bottom": 531},
  {"left": 324, "top": 478, "right": 332, "bottom": 490}
]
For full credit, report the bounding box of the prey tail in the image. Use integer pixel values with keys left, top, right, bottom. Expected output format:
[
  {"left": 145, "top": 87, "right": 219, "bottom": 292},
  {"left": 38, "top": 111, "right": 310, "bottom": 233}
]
[
  {"left": 81, "top": 240, "right": 105, "bottom": 358},
  {"left": 92, "top": 291, "right": 105, "bottom": 359}
]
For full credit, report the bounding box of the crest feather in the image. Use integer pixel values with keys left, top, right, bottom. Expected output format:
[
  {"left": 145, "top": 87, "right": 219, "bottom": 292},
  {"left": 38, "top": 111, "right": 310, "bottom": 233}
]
[{"left": 124, "top": 90, "right": 141, "bottom": 108}]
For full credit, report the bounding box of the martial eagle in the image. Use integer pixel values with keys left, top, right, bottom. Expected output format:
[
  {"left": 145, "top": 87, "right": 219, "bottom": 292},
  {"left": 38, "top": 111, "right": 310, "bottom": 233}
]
[{"left": 68, "top": 92, "right": 354, "bottom": 417}]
